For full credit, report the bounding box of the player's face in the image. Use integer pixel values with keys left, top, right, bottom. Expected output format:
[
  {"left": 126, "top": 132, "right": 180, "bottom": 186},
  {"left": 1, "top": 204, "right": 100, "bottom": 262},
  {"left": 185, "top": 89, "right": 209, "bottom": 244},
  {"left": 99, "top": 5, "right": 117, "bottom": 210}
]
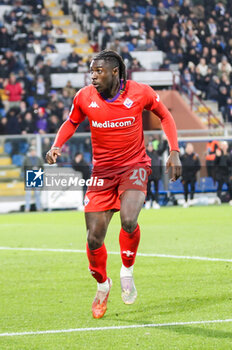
[{"left": 90, "top": 59, "right": 116, "bottom": 94}]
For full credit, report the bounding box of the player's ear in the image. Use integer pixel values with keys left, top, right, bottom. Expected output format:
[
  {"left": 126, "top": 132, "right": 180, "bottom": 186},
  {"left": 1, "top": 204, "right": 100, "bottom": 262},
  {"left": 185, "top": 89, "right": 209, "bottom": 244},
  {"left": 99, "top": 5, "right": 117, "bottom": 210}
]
[{"left": 112, "top": 66, "right": 119, "bottom": 76}]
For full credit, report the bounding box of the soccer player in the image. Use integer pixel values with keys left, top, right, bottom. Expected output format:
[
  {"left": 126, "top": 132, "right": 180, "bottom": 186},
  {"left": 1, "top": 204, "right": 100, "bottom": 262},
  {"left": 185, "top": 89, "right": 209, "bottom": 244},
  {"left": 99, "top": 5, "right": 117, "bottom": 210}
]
[{"left": 46, "top": 50, "right": 181, "bottom": 319}]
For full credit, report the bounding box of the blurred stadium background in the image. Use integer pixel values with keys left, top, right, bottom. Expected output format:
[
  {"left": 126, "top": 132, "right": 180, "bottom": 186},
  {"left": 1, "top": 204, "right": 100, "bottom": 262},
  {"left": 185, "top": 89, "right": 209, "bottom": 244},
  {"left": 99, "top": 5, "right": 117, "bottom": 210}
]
[{"left": 0, "top": 0, "right": 232, "bottom": 212}]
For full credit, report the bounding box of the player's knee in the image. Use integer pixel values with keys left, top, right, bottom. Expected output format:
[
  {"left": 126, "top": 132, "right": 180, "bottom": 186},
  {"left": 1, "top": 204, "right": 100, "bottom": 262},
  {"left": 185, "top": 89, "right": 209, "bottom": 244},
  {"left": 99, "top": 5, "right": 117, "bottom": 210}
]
[
  {"left": 87, "top": 231, "right": 104, "bottom": 250},
  {"left": 121, "top": 219, "right": 137, "bottom": 233}
]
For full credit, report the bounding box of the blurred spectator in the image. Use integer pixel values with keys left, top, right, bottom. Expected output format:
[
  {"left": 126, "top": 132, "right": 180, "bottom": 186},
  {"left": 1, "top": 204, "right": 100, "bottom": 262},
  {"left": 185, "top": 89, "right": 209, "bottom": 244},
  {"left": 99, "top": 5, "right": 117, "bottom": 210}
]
[
  {"left": 145, "top": 139, "right": 167, "bottom": 209},
  {"left": 59, "top": 89, "right": 72, "bottom": 109},
  {"left": 196, "top": 58, "right": 208, "bottom": 77},
  {"left": 43, "top": 19, "right": 53, "bottom": 32},
  {"left": 39, "top": 8, "right": 49, "bottom": 23},
  {"left": 181, "top": 143, "right": 201, "bottom": 208},
  {"left": 44, "top": 37, "right": 57, "bottom": 53},
  {"left": 101, "top": 26, "right": 114, "bottom": 50},
  {"left": 5, "top": 73, "right": 23, "bottom": 109},
  {"left": 51, "top": 100, "right": 65, "bottom": 121},
  {"left": 214, "top": 141, "right": 232, "bottom": 205},
  {"left": 36, "top": 107, "right": 48, "bottom": 134},
  {"left": 0, "top": 26, "right": 12, "bottom": 50},
  {"left": 63, "top": 81, "right": 76, "bottom": 99},
  {"left": 4, "top": 50, "right": 17, "bottom": 73},
  {"left": 20, "top": 112, "right": 35, "bottom": 134},
  {"left": 208, "top": 56, "right": 218, "bottom": 75},
  {"left": 0, "top": 58, "right": 9, "bottom": 79},
  {"left": 38, "top": 59, "right": 53, "bottom": 91},
  {"left": 218, "top": 86, "right": 229, "bottom": 122},
  {"left": 127, "top": 37, "right": 138, "bottom": 52},
  {"left": 28, "top": 38, "right": 42, "bottom": 54},
  {"left": 205, "top": 140, "right": 219, "bottom": 179},
  {"left": 56, "top": 59, "right": 72, "bottom": 73},
  {"left": 68, "top": 50, "right": 82, "bottom": 68},
  {"left": 109, "top": 38, "right": 121, "bottom": 54},
  {"left": 207, "top": 75, "right": 220, "bottom": 100},
  {"left": 52, "top": 27, "right": 66, "bottom": 43},
  {"left": 121, "top": 46, "right": 133, "bottom": 67},
  {"left": 131, "top": 58, "right": 143, "bottom": 70},
  {"left": 217, "top": 56, "right": 232, "bottom": 78},
  {"left": 35, "top": 75, "right": 47, "bottom": 105},
  {"left": 17, "top": 70, "right": 33, "bottom": 97},
  {"left": 4, "top": 107, "right": 21, "bottom": 134},
  {"left": 72, "top": 151, "right": 91, "bottom": 199},
  {"left": 47, "top": 114, "right": 60, "bottom": 133},
  {"left": 121, "top": 30, "right": 133, "bottom": 43},
  {"left": 225, "top": 98, "right": 232, "bottom": 124},
  {"left": 22, "top": 146, "right": 43, "bottom": 212}
]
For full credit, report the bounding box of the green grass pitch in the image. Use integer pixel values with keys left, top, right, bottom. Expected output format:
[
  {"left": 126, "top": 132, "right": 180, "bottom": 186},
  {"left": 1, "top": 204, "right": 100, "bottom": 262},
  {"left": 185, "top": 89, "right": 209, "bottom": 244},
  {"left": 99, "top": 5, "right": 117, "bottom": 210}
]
[{"left": 0, "top": 206, "right": 232, "bottom": 349}]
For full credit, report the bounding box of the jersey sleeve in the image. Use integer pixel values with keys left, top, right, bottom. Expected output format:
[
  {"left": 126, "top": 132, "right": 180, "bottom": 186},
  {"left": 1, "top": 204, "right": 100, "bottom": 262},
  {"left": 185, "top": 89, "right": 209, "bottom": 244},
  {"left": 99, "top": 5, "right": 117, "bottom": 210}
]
[
  {"left": 142, "top": 84, "right": 179, "bottom": 152},
  {"left": 52, "top": 89, "right": 86, "bottom": 149},
  {"left": 142, "top": 84, "right": 160, "bottom": 111},
  {"left": 68, "top": 89, "right": 86, "bottom": 125}
]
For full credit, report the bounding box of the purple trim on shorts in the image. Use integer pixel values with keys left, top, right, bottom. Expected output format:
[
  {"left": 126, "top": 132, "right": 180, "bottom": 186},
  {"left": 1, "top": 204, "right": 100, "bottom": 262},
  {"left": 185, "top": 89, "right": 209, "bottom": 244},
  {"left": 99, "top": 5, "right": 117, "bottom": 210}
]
[{"left": 101, "top": 80, "right": 123, "bottom": 103}]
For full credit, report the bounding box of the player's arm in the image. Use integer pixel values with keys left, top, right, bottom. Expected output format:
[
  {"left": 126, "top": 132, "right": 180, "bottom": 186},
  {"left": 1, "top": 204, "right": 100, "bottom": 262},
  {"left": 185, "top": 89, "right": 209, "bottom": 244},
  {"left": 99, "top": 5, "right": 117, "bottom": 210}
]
[
  {"left": 143, "top": 85, "right": 181, "bottom": 181},
  {"left": 46, "top": 119, "right": 78, "bottom": 164},
  {"left": 46, "top": 92, "right": 85, "bottom": 165}
]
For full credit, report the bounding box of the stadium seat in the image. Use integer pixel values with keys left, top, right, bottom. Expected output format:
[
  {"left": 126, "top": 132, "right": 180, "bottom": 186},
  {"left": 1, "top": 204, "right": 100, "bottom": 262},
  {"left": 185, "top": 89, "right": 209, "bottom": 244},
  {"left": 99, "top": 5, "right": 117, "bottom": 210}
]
[
  {"left": 195, "top": 180, "right": 202, "bottom": 193},
  {"left": 19, "top": 142, "right": 29, "bottom": 154},
  {"left": 147, "top": 6, "right": 156, "bottom": 15},
  {"left": 168, "top": 178, "right": 184, "bottom": 193},
  {"left": 4, "top": 142, "right": 12, "bottom": 155},
  {"left": 136, "top": 6, "right": 147, "bottom": 15},
  {"left": 83, "top": 152, "right": 91, "bottom": 164},
  {"left": 158, "top": 179, "right": 165, "bottom": 192},
  {"left": 222, "top": 183, "right": 228, "bottom": 191},
  {"left": 200, "top": 177, "right": 217, "bottom": 192},
  {"left": 50, "top": 73, "right": 85, "bottom": 88},
  {"left": 26, "top": 96, "right": 35, "bottom": 106},
  {"left": 12, "top": 154, "right": 24, "bottom": 167}
]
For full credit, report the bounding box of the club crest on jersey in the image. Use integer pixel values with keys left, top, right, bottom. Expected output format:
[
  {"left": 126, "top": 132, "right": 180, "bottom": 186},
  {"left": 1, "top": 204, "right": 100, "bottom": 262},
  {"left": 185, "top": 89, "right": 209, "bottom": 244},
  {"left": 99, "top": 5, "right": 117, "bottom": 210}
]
[
  {"left": 84, "top": 195, "right": 90, "bottom": 206},
  {"left": 123, "top": 98, "right": 133, "bottom": 108},
  {"left": 88, "top": 101, "right": 99, "bottom": 108}
]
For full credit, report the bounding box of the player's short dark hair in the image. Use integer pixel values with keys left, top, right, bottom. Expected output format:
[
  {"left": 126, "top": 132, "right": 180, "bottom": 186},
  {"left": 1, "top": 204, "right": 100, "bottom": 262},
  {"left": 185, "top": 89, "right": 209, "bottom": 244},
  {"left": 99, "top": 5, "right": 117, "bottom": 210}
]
[{"left": 92, "top": 50, "right": 127, "bottom": 93}]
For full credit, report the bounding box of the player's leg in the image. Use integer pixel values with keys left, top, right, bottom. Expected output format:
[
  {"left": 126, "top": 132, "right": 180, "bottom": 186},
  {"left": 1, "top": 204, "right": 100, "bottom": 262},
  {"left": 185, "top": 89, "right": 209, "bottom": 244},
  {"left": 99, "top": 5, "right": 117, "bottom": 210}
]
[
  {"left": 183, "top": 179, "right": 188, "bottom": 202},
  {"left": 153, "top": 178, "right": 160, "bottom": 209},
  {"left": 145, "top": 178, "right": 152, "bottom": 209},
  {"left": 190, "top": 178, "right": 196, "bottom": 202},
  {"left": 119, "top": 190, "right": 145, "bottom": 304},
  {"left": 216, "top": 178, "right": 223, "bottom": 204},
  {"left": 226, "top": 179, "right": 232, "bottom": 205},
  {"left": 85, "top": 210, "right": 114, "bottom": 318},
  {"left": 34, "top": 190, "right": 42, "bottom": 211},
  {"left": 25, "top": 190, "right": 31, "bottom": 212}
]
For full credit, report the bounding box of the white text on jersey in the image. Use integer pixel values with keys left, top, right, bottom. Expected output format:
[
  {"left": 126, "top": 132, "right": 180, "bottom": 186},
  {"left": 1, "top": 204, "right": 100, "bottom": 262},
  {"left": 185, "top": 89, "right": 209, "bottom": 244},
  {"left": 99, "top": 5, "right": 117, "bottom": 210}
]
[{"left": 92, "top": 117, "right": 135, "bottom": 129}]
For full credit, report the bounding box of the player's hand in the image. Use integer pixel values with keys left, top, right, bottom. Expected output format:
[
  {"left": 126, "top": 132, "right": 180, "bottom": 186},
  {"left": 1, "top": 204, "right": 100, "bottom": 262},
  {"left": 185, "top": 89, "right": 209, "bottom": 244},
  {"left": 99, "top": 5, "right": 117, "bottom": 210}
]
[
  {"left": 46, "top": 147, "right": 61, "bottom": 164},
  {"left": 165, "top": 150, "right": 182, "bottom": 182}
]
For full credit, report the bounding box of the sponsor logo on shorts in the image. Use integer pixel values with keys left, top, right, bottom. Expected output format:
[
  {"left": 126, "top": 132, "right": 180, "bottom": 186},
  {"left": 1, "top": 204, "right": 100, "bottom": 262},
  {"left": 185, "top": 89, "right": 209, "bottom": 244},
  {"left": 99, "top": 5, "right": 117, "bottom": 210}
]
[{"left": 92, "top": 117, "right": 135, "bottom": 129}]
